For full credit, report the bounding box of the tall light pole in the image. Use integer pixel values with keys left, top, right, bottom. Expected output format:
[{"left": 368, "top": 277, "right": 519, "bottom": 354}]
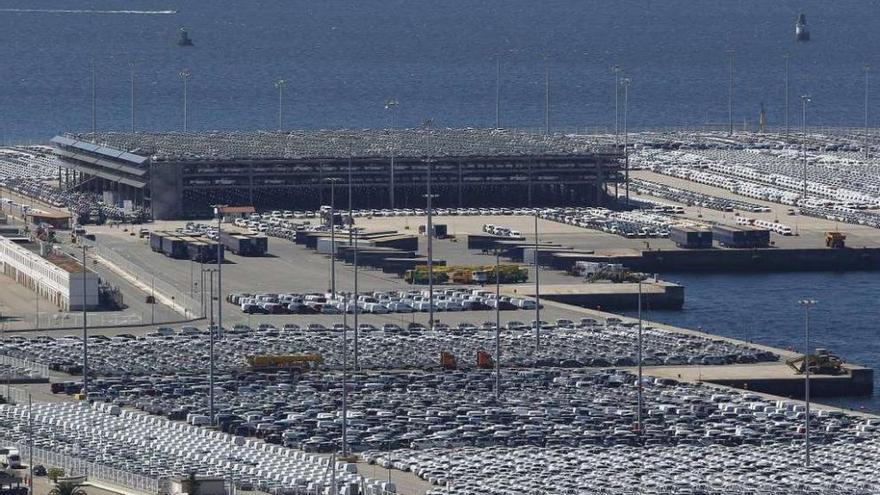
[
  {"left": 494, "top": 249, "right": 501, "bottom": 400},
  {"left": 801, "top": 95, "right": 812, "bottom": 201},
  {"left": 341, "top": 293, "right": 349, "bottom": 458},
  {"left": 130, "top": 63, "right": 136, "bottom": 132},
  {"left": 353, "top": 226, "right": 360, "bottom": 370},
  {"left": 533, "top": 212, "right": 540, "bottom": 350},
  {"left": 636, "top": 280, "right": 643, "bottom": 436},
  {"left": 179, "top": 69, "right": 192, "bottom": 132},
  {"left": 864, "top": 64, "right": 870, "bottom": 160},
  {"left": 205, "top": 268, "right": 218, "bottom": 425},
  {"left": 326, "top": 178, "right": 342, "bottom": 295},
  {"left": 784, "top": 53, "right": 790, "bottom": 136},
  {"left": 544, "top": 56, "right": 550, "bottom": 135},
  {"left": 727, "top": 49, "right": 735, "bottom": 136},
  {"left": 212, "top": 204, "right": 227, "bottom": 338},
  {"left": 347, "top": 151, "right": 360, "bottom": 370},
  {"left": 27, "top": 392, "right": 33, "bottom": 495},
  {"left": 34, "top": 280, "right": 39, "bottom": 330},
  {"left": 200, "top": 261, "right": 206, "bottom": 318},
  {"left": 385, "top": 99, "right": 399, "bottom": 208},
  {"left": 612, "top": 65, "right": 621, "bottom": 144},
  {"left": 275, "top": 79, "right": 287, "bottom": 131},
  {"left": 423, "top": 120, "right": 436, "bottom": 330},
  {"left": 621, "top": 77, "right": 631, "bottom": 203},
  {"left": 495, "top": 56, "right": 502, "bottom": 129},
  {"left": 91, "top": 60, "right": 97, "bottom": 135},
  {"left": 798, "top": 299, "right": 817, "bottom": 467},
  {"left": 81, "top": 244, "right": 89, "bottom": 398},
  {"left": 150, "top": 276, "right": 156, "bottom": 325}
]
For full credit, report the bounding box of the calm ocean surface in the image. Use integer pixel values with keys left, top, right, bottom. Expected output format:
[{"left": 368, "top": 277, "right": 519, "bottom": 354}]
[
  {"left": 0, "top": 0, "right": 878, "bottom": 140},
  {"left": 623, "top": 272, "right": 880, "bottom": 413},
  {"left": 0, "top": 2, "right": 877, "bottom": 408}
]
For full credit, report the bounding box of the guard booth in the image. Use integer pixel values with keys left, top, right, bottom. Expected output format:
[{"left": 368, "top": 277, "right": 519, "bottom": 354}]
[
  {"left": 26, "top": 211, "right": 72, "bottom": 230},
  {"left": 169, "top": 475, "right": 228, "bottom": 495},
  {"left": 216, "top": 205, "right": 256, "bottom": 223}
]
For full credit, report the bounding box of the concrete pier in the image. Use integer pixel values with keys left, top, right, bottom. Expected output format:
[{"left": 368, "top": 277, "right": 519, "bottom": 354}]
[
  {"left": 644, "top": 363, "right": 874, "bottom": 398},
  {"left": 537, "top": 298, "right": 874, "bottom": 399},
  {"left": 548, "top": 247, "right": 880, "bottom": 273},
  {"left": 506, "top": 280, "right": 684, "bottom": 310}
]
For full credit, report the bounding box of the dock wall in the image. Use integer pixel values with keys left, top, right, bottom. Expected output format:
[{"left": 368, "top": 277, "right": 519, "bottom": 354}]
[
  {"left": 551, "top": 248, "right": 880, "bottom": 273},
  {"left": 539, "top": 285, "right": 684, "bottom": 310},
  {"left": 707, "top": 367, "right": 874, "bottom": 398}
]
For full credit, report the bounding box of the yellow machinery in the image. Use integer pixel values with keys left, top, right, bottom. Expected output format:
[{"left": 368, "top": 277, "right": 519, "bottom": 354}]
[
  {"left": 825, "top": 231, "right": 846, "bottom": 248},
  {"left": 476, "top": 351, "right": 495, "bottom": 369},
  {"left": 440, "top": 352, "right": 457, "bottom": 370},
  {"left": 405, "top": 264, "right": 528, "bottom": 285},
  {"left": 785, "top": 348, "right": 846, "bottom": 375},
  {"left": 246, "top": 354, "right": 323, "bottom": 372}
]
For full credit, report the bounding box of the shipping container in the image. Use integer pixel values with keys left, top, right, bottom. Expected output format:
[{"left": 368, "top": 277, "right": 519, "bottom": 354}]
[
  {"left": 187, "top": 240, "right": 225, "bottom": 263},
  {"left": 219, "top": 232, "right": 268, "bottom": 256},
  {"left": 160, "top": 235, "right": 188, "bottom": 259},
  {"left": 149, "top": 231, "right": 171, "bottom": 253},
  {"left": 669, "top": 226, "right": 713, "bottom": 249},
  {"left": 712, "top": 225, "right": 770, "bottom": 248}
]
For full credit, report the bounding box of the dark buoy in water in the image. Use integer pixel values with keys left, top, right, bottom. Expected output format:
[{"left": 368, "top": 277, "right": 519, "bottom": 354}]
[
  {"left": 795, "top": 13, "right": 810, "bottom": 42},
  {"left": 177, "top": 28, "right": 194, "bottom": 47}
]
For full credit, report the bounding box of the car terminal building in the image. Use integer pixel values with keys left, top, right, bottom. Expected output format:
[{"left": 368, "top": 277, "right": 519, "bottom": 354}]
[{"left": 51, "top": 129, "right": 623, "bottom": 220}]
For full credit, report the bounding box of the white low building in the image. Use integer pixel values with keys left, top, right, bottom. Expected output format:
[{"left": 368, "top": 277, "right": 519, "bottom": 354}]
[{"left": 0, "top": 235, "right": 99, "bottom": 310}]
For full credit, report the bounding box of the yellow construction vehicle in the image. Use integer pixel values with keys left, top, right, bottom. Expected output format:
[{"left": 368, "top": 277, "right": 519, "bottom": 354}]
[
  {"left": 785, "top": 348, "right": 846, "bottom": 375},
  {"left": 825, "top": 231, "right": 846, "bottom": 248},
  {"left": 440, "top": 352, "right": 457, "bottom": 370},
  {"left": 246, "top": 354, "right": 323, "bottom": 372},
  {"left": 476, "top": 351, "right": 495, "bottom": 369}
]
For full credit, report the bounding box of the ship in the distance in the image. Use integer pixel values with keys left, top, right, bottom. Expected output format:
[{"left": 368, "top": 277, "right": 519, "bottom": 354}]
[
  {"left": 795, "top": 13, "right": 810, "bottom": 42},
  {"left": 177, "top": 28, "right": 194, "bottom": 46}
]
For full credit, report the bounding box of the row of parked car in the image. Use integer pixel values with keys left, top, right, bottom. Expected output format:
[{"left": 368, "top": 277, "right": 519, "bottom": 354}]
[
  {"left": 630, "top": 177, "right": 771, "bottom": 213},
  {"left": 227, "top": 288, "right": 539, "bottom": 315},
  {"left": 5, "top": 313, "right": 776, "bottom": 380},
  {"left": 539, "top": 206, "right": 676, "bottom": 239},
  {"left": 482, "top": 223, "right": 522, "bottom": 237}
]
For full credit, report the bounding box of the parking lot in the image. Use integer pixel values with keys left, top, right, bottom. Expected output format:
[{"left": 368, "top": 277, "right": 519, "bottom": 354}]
[
  {"left": 631, "top": 171, "right": 880, "bottom": 249},
  {"left": 0, "top": 318, "right": 776, "bottom": 378},
  {"left": 2, "top": 365, "right": 880, "bottom": 495}
]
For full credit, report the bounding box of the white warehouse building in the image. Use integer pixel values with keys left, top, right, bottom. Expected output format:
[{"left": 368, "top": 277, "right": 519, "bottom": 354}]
[{"left": 0, "top": 235, "right": 99, "bottom": 311}]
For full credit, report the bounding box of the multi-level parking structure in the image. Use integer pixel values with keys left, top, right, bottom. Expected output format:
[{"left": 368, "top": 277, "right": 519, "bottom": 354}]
[{"left": 50, "top": 129, "right": 622, "bottom": 220}]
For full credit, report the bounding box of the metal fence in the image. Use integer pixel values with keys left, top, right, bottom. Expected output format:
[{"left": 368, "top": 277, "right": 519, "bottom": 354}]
[
  {"left": 0, "top": 385, "right": 30, "bottom": 405},
  {"left": 32, "top": 312, "right": 144, "bottom": 329},
  {"left": 86, "top": 239, "right": 202, "bottom": 320},
  {"left": 0, "top": 355, "right": 49, "bottom": 379},
  {"left": 0, "top": 436, "right": 162, "bottom": 494}
]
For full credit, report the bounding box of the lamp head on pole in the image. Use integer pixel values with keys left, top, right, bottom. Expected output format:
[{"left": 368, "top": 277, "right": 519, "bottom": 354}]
[
  {"left": 385, "top": 99, "right": 398, "bottom": 111},
  {"left": 798, "top": 299, "right": 817, "bottom": 307},
  {"left": 211, "top": 204, "right": 228, "bottom": 217},
  {"left": 801, "top": 95, "right": 812, "bottom": 104},
  {"left": 179, "top": 68, "right": 192, "bottom": 80}
]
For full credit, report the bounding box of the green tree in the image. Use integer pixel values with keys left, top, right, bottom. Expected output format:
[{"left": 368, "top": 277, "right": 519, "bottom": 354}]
[
  {"left": 48, "top": 481, "right": 87, "bottom": 495},
  {"left": 47, "top": 467, "right": 65, "bottom": 483}
]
